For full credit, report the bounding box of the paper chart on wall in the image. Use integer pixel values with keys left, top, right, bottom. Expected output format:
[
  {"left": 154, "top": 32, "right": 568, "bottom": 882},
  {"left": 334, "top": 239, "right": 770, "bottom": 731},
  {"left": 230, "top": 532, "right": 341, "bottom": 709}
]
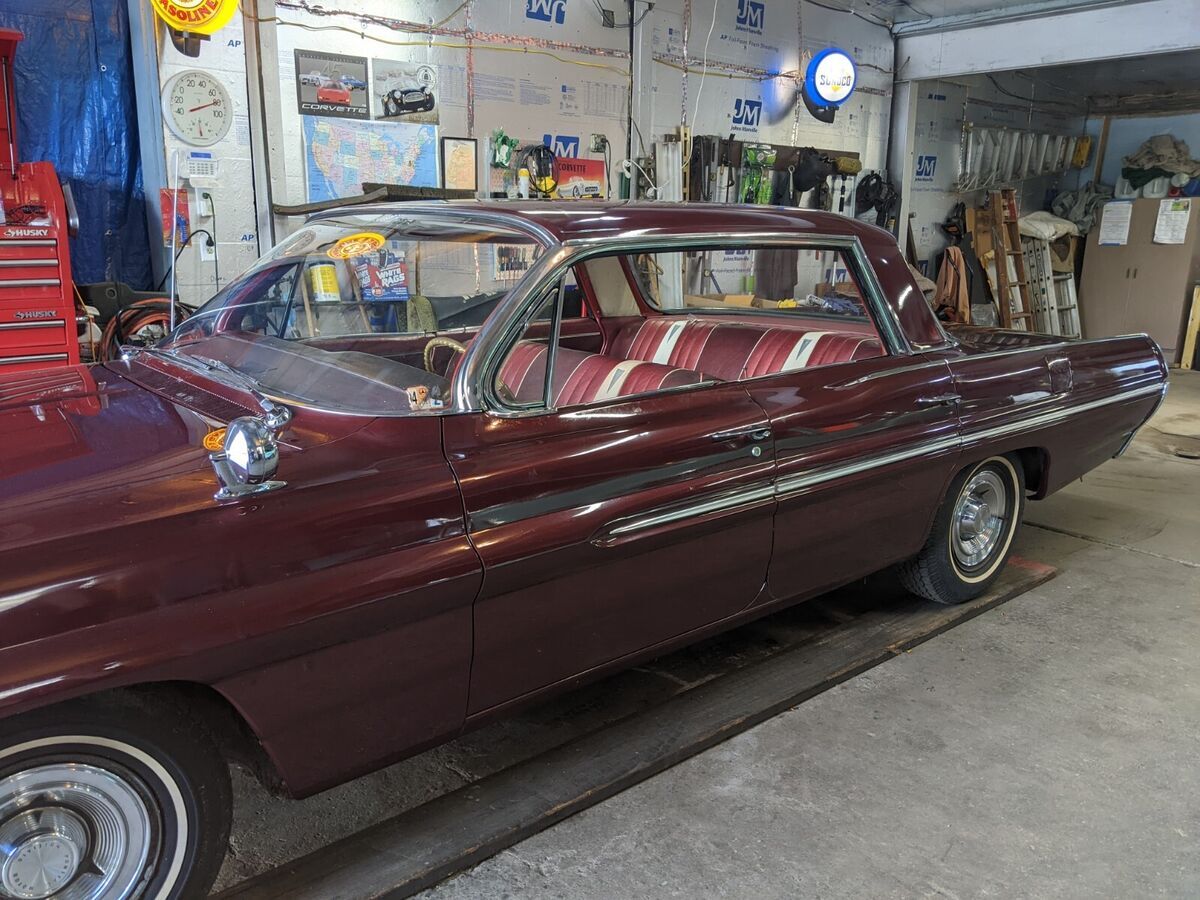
[
  {"left": 1153, "top": 198, "right": 1191, "bottom": 245},
  {"left": 1098, "top": 201, "right": 1133, "bottom": 247}
]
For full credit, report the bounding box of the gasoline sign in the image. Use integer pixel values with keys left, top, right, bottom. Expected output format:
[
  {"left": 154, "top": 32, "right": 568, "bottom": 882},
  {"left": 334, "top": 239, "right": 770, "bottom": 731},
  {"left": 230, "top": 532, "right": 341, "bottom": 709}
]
[
  {"left": 804, "top": 48, "right": 857, "bottom": 108},
  {"left": 150, "top": 0, "right": 238, "bottom": 36}
]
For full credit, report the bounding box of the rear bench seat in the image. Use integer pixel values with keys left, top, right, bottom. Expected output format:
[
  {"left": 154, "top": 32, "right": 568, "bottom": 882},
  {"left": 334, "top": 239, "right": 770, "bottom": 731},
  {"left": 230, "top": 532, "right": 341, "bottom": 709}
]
[
  {"left": 498, "top": 342, "right": 706, "bottom": 406},
  {"left": 610, "top": 317, "right": 883, "bottom": 381}
]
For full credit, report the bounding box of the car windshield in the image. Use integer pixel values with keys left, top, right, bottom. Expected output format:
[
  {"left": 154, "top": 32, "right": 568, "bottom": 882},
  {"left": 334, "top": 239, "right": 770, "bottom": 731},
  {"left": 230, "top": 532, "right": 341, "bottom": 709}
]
[{"left": 156, "top": 212, "right": 546, "bottom": 415}]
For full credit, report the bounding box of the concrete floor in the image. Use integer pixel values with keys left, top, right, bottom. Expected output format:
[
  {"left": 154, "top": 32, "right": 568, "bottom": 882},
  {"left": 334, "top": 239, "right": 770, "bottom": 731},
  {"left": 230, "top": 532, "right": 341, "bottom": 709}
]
[{"left": 424, "top": 370, "right": 1200, "bottom": 899}]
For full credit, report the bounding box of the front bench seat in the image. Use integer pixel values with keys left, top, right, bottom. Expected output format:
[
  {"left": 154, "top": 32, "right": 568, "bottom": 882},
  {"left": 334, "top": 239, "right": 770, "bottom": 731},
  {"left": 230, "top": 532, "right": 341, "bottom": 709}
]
[
  {"left": 498, "top": 342, "right": 707, "bottom": 407},
  {"left": 611, "top": 317, "right": 883, "bottom": 381}
]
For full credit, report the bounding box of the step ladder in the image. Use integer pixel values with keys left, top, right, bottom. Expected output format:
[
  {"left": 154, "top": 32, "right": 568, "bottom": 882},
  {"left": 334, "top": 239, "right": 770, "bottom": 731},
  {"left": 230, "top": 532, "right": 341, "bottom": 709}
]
[
  {"left": 988, "top": 189, "right": 1034, "bottom": 331},
  {"left": 1052, "top": 273, "right": 1081, "bottom": 338}
]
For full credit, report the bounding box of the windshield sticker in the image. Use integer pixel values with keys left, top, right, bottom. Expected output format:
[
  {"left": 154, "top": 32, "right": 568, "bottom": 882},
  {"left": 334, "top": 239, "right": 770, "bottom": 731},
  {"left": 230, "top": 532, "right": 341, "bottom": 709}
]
[
  {"left": 327, "top": 231, "right": 386, "bottom": 259},
  {"left": 203, "top": 427, "right": 227, "bottom": 451},
  {"left": 405, "top": 384, "right": 444, "bottom": 411}
]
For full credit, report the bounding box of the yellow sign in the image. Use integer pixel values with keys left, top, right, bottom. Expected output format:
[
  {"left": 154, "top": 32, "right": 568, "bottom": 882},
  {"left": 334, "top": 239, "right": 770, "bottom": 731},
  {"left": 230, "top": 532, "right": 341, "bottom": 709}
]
[
  {"left": 327, "top": 232, "right": 386, "bottom": 260},
  {"left": 150, "top": 0, "right": 238, "bottom": 35},
  {"left": 203, "top": 427, "right": 227, "bottom": 451}
]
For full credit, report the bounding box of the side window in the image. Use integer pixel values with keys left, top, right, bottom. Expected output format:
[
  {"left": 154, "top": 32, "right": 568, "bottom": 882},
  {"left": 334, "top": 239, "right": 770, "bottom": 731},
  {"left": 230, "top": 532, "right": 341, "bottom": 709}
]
[
  {"left": 491, "top": 242, "right": 889, "bottom": 414},
  {"left": 629, "top": 245, "right": 876, "bottom": 324},
  {"left": 494, "top": 282, "right": 562, "bottom": 408}
]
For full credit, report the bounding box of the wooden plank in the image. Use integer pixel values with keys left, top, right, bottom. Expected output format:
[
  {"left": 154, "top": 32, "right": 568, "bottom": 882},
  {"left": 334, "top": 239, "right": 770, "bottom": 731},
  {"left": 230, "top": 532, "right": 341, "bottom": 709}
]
[
  {"left": 220, "top": 558, "right": 1056, "bottom": 900},
  {"left": 1181, "top": 284, "right": 1200, "bottom": 370}
]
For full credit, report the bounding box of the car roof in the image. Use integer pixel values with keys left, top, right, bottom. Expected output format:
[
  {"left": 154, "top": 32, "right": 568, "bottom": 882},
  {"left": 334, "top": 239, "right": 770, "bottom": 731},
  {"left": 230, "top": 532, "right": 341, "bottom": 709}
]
[{"left": 313, "top": 200, "right": 895, "bottom": 247}]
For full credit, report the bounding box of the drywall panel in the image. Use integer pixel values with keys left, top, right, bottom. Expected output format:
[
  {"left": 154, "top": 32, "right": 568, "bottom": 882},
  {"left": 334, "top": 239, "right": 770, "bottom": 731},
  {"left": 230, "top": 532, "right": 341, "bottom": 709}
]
[
  {"left": 154, "top": 10, "right": 257, "bottom": 305},
  {"left": 906, "top": 75, "right": 1085, "bottom": 268},
  {"left": 145, "top": 0, "right": 898, "bottom": 307}
]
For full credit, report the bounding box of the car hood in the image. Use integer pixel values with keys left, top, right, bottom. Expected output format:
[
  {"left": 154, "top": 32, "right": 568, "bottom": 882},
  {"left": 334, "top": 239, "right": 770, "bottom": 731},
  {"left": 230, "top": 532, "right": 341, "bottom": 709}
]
[
  {"left": 0, "top": 364, "right": 211, "bottom": 504},
  {"left": 0, "top": 362, "right": 369, "bottom": 542}
]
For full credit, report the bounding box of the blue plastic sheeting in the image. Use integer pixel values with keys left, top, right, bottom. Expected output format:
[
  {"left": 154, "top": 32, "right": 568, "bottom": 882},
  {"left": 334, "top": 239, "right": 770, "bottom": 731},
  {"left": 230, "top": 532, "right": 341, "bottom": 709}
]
[{"left": 0, "top": 0, "right": 152, "bottom": 289}]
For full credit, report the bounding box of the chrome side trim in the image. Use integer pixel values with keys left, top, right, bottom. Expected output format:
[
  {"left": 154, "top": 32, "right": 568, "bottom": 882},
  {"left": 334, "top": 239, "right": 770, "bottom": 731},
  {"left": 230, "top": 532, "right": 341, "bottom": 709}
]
[
  {"left": 0, "top": 319, "right": 65, "bottom": 330},
  {"left": 775, "top": 434, "right": 960, "bottom": 496},
  {"left": 1113, "top": 381, "right": 1168, "bottom": 457},
  {"left": 599, "top": 483, "right": 776, "bottom": 542},
  {"left": 602, "top": 382, "right": 1164, "bottom": 538},
  {"left": 962, "top": 382, "right": 1163, "bottom": 445}
]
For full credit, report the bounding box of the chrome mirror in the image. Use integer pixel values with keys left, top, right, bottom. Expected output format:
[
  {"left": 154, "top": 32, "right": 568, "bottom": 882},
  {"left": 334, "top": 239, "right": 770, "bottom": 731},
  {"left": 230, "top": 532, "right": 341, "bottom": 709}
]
[{"left": 209, "top": 413, "right": 288, "bottom": 501}]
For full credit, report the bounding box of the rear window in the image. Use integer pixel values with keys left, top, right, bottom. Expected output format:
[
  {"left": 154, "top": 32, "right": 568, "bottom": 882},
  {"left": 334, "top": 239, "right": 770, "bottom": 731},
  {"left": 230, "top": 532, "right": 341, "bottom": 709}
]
[{"left": 626, "top": 246, "right": 872, "bottom": 323}]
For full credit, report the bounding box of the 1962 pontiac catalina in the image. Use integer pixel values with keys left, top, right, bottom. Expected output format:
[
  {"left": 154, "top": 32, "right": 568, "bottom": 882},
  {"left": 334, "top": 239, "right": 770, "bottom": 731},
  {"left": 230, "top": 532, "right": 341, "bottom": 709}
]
[{"left": 0, "top": 203, "right": 1167, "bottom": 898}]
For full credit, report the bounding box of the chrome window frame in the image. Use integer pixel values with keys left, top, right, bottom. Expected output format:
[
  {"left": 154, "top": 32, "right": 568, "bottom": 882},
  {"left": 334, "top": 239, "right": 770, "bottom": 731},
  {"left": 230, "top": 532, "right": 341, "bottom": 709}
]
[{"left": 459, "top": 232, "right": 913, "bottom": 416}]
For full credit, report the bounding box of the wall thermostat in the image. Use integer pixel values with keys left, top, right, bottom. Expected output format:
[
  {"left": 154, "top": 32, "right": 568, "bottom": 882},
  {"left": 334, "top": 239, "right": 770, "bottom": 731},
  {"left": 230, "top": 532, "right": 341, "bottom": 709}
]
[{"left": 161, "top": 69, "right": 233, "bottom": 146}]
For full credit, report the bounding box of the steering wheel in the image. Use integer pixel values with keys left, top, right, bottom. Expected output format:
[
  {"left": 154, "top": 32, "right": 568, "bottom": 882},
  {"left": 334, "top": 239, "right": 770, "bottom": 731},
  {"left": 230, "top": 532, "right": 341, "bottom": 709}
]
[{"left": 423, "top": 336, "right": 467, "bottom": 374}]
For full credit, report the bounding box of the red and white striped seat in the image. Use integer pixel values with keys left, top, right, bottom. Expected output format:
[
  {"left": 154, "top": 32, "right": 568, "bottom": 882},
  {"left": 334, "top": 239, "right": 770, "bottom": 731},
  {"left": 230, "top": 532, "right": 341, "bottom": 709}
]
[
  {"left": 610, "top": 317, "right": 882, "bottom": 381},
  {"left": 498, "top": 342, "right": 706, "bottom": 407}
]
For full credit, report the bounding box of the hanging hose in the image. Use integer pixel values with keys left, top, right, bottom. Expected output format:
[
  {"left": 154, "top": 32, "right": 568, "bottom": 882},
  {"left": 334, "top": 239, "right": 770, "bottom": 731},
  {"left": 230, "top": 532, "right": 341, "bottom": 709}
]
[{"left": 96, "top": 297, "right": 187, "bottom": 361}]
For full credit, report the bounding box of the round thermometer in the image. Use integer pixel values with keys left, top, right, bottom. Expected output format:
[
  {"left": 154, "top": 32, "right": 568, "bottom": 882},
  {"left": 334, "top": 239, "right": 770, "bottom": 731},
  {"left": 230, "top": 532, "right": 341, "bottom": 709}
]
[{"left": 161, "top": 70, "right": 232, "bottom": 146}]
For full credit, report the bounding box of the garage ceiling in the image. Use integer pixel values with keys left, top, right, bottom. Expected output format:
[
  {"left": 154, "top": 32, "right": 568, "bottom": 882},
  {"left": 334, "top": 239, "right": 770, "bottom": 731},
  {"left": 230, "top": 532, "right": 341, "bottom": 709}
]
[
  {"left": 857, "top": 0, "right": 1158, "bottom": 29},
  {"left": 979, "top": 50, "right": 1200, "bottom": 115}
]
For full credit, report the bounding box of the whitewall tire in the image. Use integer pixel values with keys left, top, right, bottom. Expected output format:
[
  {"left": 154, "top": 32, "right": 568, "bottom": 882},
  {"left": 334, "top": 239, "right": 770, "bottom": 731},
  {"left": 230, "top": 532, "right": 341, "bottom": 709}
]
[
  {"left": 899, "top": 455, "right": 1025, "bottom": 605},
  {"left": 0, "top": 694, "right": 230, "bottom": 899}
]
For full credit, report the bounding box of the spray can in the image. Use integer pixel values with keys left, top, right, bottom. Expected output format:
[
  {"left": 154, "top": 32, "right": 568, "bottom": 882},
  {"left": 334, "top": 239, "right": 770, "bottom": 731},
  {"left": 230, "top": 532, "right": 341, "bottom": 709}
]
[{"left": 518, "top": 168, "right": 530, "bottom": 199}]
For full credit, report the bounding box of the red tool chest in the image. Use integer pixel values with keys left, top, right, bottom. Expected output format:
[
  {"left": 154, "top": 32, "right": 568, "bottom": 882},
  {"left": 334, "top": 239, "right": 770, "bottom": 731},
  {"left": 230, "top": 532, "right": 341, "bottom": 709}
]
[{"left": 0, "top": 28, "right": 81, "bottom": 374}]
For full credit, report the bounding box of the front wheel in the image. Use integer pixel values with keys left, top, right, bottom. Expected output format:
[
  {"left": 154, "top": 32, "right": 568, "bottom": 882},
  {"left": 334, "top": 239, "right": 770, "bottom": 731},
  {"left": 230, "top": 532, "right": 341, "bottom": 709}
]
[
  {"left": 899, "top": 454, "right": 1025, "bottom": 605},
  {"left": 0, "top": 693, "right": 231, "bottom": 900}
]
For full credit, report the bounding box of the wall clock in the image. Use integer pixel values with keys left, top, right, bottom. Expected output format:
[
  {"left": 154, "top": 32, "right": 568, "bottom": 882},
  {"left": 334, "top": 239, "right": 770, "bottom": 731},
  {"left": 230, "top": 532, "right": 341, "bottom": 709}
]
[{"left": 161, "top": 69, "right": 232, "bottom": 146}]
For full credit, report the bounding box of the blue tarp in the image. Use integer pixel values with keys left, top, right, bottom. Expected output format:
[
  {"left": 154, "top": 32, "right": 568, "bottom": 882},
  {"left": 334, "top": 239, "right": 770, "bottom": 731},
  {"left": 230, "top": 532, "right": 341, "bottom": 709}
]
[{"left": 0, "top": 0, "right": 151, "bottom": 289}]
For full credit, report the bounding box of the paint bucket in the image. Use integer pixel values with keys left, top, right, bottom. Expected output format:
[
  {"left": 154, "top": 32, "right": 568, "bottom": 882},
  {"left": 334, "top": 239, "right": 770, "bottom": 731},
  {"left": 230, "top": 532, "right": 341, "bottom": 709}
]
[{"left": 308, "top": 262, "right": 340, "bottom": 303}]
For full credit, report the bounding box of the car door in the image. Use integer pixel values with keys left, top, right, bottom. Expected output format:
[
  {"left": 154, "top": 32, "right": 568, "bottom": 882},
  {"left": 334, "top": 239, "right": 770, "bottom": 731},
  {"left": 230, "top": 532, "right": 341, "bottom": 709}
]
[
  {"left": 736, "top": 242, "right": 963, "bottom": 604},
  {"left": 442, "top": 292, "right": 775, "bottom": 716},
  {"left": 743, "top": 352, "right": 961, "bottom": 603}
]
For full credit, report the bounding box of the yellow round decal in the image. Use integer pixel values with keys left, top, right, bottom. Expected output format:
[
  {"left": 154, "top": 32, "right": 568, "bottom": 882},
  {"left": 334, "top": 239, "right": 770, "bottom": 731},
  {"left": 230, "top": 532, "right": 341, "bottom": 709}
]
[
  {"left": 327, "top": 232, "right": 386, "bottom": 260},
  {"left": 203, "top": 427, "right": 227, "bottom": 451},
  {"left": 149, "top": 0, "right": 238, "bottom": 35}
]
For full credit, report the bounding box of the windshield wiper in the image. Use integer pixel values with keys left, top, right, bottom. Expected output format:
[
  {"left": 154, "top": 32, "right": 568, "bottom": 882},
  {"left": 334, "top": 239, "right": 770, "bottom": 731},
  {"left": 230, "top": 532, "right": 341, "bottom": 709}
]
[{"left": 120, "top": 345, "right": 291, "bottom": 429}]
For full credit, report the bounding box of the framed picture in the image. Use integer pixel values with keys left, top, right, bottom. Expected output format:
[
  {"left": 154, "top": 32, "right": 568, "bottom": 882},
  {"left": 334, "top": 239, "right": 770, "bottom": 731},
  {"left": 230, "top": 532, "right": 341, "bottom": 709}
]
[{"left": 440, "top": 137, "right": 478, "bottom": 193}]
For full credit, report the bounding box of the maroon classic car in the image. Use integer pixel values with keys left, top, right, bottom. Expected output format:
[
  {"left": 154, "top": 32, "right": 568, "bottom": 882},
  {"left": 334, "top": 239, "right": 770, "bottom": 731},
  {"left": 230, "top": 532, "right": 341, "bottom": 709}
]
[{"left": 0, "top": 203, "right": 1166, "bottom": 898}]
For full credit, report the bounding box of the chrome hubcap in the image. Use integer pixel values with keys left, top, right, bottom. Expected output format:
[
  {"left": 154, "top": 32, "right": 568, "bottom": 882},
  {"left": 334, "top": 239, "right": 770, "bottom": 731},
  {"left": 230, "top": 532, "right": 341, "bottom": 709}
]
[
  {"left": 952, "top": 470, "right": 1009, "bottom": 570},
  {"left": 0, "top": 763, "right": 155, "bottom": 900}
]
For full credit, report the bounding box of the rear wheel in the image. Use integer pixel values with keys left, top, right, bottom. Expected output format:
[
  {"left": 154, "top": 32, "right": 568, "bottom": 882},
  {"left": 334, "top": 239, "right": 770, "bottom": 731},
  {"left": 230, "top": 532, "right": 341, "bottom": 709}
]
[
  {"left": 0, "top": 694, "right": 231, "bottom": 900},
  {"left": 899, "top": 454, "right": 1024, "bottom": 605}
]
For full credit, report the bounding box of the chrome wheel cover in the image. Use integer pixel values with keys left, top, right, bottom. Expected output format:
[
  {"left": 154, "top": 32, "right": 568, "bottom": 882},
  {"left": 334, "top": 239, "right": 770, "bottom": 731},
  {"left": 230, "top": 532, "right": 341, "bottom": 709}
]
[
  {"left": 0, "top": 763, "right": 156, "bottom": 900},
  {"left": 952, "top": 469, "right": 1009, "bottom": 571}
]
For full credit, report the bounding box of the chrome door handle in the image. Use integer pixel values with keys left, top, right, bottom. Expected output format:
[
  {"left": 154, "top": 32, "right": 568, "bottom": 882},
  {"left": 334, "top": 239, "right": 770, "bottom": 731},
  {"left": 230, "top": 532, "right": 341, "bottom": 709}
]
[
  {"left": 916, "top": 394, "right": 961, "bottom": 406},
  {"left": 712, "top": 426, "right": 773, "bottom": 443}
]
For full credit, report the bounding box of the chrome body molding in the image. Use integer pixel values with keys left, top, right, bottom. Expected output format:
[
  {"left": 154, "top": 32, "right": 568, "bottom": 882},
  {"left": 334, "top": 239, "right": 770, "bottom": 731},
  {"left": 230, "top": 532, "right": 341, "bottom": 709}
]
[
  {"left": 960, "top": 382, "right": 1164, "bottom": 446},
  {"left": 603, "top": 382, "right": 1163, "bottom": 539},
  {"left": 1113, "top": 381, "right": 1169, "bottom": 458},
  {"left": 597, "top": 483, "right": 777, "bottom": 543}
]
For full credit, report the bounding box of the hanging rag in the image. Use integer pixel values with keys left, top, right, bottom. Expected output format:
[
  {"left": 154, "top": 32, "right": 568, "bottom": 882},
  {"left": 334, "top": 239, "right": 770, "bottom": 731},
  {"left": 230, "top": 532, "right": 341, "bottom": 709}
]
[
  {"left": 1122, "top": 134, "right": 1200, "bottom": 178},
  {"left": 1051, "top": 183, "right": 1113, "bottom": 234},
  {"left": 933, "top": 246, "right": 971, "bottom": 323}
]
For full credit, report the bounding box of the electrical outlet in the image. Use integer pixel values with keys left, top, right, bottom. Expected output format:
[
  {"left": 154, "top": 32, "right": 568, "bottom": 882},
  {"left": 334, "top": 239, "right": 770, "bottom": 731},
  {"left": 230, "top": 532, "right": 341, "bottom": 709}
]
[
  {"left": 598, "top": 5, "right": 615, "bottom": 26},
  {"left": 589, "top": 133, "right": 608, "bottom": 153},
  {"left": 198, "top": 238, "right": 216, "bottom": 262}
]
